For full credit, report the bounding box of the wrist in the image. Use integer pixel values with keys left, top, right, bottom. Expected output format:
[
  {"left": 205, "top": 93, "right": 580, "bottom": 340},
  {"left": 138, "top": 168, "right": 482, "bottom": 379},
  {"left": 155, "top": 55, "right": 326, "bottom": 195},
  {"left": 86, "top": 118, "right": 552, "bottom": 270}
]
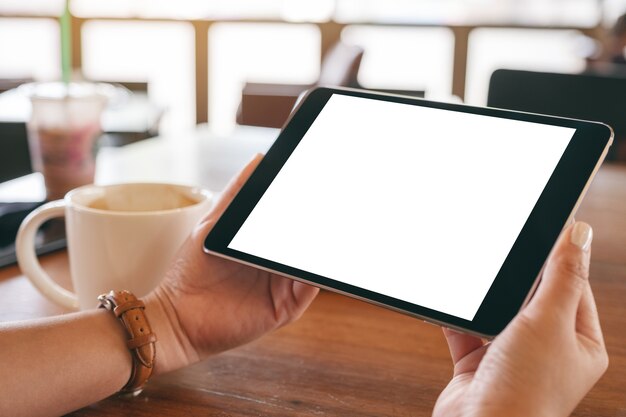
[{"left": 144, "top": 287, "right": 200, "bottom": 376}]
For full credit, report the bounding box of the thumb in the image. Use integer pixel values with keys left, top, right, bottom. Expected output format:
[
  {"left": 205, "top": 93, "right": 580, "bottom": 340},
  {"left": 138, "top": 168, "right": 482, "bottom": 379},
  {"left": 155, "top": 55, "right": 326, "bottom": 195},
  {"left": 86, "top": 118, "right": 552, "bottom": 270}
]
[
  {"left": 529, "top": 222, "right": 593, "bottom": 320},
  {"left": 196, "top": 153, "right": 264, "bottom": 233}
]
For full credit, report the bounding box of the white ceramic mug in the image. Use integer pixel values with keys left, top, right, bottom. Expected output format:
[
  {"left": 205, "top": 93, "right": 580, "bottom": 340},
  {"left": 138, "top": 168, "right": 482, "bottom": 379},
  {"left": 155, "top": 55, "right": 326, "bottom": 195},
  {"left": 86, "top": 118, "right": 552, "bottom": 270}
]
[{"left": 16, "top": 183, "right": 212, "bottom": 310}]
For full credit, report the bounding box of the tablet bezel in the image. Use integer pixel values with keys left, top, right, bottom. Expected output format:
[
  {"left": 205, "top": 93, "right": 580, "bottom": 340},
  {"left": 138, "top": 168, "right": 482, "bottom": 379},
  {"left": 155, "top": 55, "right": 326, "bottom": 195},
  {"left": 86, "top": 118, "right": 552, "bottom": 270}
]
[{"left": 204, "top": 87, "right": 613, "bottom": 337}]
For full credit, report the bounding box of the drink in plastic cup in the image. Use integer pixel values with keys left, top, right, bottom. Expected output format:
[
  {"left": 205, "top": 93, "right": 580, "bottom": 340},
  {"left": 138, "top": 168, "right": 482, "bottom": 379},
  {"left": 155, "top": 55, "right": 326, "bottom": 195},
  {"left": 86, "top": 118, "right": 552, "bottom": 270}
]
[{"left": 23, "top": 82, "right": 109, "bottom": 201}]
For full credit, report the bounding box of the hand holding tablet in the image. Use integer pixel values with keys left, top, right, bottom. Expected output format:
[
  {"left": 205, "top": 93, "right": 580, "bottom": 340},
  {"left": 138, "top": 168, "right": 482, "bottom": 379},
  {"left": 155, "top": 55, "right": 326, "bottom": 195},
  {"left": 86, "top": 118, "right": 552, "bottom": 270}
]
[
  {"left": 433, "top": 221, "right": 608, "bottom": 417},
  {"left": 204, "top": 87, "right": 612, "bottom": 337}
]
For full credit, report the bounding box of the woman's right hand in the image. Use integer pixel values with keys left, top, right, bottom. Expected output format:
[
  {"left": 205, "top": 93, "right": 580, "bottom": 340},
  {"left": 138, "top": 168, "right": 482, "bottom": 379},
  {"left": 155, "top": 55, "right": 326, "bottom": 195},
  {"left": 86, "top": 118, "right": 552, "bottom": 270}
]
[
  {"left": 433, "top": 222, "right": 609, "bottom": 417},
  {"left": 144, "top": 155, "right": 319, "bottom": 375}
]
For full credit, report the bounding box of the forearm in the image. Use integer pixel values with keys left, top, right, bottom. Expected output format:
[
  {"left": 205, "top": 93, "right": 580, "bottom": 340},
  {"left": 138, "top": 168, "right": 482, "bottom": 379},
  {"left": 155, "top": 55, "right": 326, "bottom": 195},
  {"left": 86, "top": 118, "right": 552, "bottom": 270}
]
[{"left": 0, "top": 309, "right": 131, "bottom": 417}]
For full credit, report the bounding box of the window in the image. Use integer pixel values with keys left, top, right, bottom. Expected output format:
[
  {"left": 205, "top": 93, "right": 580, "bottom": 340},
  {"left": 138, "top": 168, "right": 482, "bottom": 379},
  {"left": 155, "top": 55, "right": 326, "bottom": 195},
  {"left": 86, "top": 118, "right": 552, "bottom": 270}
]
[
  {"left": 71, "top": 0, "right": 334, "bottom": 21},
  {"left": 208, "top": 23, "right": 320, "bottom": 131},
  {"left": 341, "top": 25, "right": 454, "bottom": 98},
  {"left": 465, "top": 29, "right": 586, "bottom": 105},
  {"left": 335, "top": 0, "right": 599, "bottom": 26},
  {"left": 0, "top": 0, "right": 63, "bottom": 15},
  {"left": 602, "top": 0, "right": 626, "bottom": 26},
  {"left": 81, "top": 20, "right": 195, "bottom": 134},
  {"left": 0, "top": 18, "right": 60, "bottom": 80}
]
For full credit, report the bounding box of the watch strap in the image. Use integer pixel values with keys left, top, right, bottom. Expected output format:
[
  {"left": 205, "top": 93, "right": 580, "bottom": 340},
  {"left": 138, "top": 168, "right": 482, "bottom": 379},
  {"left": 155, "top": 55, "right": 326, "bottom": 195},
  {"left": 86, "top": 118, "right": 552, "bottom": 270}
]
[{"left": 98, "top": 290, "right": 157, "bottom": 394}]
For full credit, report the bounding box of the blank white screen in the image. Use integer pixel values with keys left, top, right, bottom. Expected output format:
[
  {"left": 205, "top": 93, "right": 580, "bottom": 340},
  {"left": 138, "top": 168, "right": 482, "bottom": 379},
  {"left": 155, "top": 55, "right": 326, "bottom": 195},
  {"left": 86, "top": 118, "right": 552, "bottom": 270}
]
[{"left": 228, "top": 94, "right": 575, "bottom": 320}]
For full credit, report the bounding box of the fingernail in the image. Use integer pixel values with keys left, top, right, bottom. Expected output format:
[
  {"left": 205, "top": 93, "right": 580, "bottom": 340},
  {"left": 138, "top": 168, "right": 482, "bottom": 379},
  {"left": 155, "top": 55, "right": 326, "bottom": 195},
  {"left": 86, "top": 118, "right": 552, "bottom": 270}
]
[{"left": 571, "top": 222, "right": 593, "bottom": 251}]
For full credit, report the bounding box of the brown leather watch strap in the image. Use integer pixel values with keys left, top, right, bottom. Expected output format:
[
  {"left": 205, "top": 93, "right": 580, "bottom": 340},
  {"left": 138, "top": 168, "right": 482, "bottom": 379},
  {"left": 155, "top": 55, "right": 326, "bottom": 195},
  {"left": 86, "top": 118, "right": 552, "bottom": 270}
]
[{"left": 98, "top": 290, "right": 157, "bottom": 395}]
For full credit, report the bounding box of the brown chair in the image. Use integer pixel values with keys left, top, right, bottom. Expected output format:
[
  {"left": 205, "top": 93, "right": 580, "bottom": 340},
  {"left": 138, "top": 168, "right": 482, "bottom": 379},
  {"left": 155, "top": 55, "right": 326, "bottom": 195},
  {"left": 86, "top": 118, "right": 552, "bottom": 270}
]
[{"left": 236, "top": 41, "right": 364, "bottom": 128}]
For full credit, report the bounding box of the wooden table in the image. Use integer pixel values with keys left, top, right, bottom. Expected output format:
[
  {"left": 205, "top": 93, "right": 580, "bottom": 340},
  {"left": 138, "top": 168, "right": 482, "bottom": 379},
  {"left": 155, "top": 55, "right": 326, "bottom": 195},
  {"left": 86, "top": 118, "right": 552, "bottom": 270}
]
[{"left": 1, "top": 126, "right": 625, "bottom": 416}]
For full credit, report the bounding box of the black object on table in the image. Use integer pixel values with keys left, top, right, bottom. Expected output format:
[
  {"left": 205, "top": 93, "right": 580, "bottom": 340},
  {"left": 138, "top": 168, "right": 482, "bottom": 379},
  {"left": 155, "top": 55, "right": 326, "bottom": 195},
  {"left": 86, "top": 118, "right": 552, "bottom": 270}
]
[
  {"left": 0, "top": 121, "right": 66, "bottom": 267},
  {"left": 0, "top": 202, "right": 66, "bottom": 268}
]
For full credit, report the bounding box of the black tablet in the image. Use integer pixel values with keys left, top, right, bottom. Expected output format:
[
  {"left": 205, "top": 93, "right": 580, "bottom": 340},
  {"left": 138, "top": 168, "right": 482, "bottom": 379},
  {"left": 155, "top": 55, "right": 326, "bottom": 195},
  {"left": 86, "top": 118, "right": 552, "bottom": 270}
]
[{"left": 204, "top": 87, "right": 612, "bottom": 338}]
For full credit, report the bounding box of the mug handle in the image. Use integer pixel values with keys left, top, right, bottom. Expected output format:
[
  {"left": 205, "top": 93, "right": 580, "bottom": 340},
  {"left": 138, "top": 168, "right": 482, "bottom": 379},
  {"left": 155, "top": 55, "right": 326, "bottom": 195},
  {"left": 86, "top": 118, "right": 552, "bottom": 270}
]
[{"left": 15, "top": 200, "right": 79, "bottom": 310}]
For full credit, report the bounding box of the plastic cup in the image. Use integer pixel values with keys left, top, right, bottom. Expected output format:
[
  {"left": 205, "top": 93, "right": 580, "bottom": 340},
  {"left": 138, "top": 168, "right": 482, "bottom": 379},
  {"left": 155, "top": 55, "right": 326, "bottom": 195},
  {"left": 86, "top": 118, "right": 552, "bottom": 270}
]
[{"left": 22, "top": 82, "right": 109, "bottom": 201}]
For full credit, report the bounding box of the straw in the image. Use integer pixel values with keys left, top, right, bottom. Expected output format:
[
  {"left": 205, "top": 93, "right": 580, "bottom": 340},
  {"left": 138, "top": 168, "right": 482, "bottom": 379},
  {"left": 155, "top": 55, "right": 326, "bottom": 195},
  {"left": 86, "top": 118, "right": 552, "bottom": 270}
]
[{"left": 60, "top": 0, "right": 72, "bottom": 85}]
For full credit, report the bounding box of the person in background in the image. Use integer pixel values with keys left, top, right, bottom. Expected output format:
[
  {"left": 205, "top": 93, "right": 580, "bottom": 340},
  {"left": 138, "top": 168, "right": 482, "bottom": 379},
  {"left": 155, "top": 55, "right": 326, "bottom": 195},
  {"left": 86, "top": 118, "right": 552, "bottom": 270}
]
[
  {"left": 0, "top": 155, "right": 608, "bottom": 417},
  {"left": 585, "top": 13, "right": 626, "bottom": 70},
  {"left": 605, "top": 13, "right": 626, "bottom": 65}
]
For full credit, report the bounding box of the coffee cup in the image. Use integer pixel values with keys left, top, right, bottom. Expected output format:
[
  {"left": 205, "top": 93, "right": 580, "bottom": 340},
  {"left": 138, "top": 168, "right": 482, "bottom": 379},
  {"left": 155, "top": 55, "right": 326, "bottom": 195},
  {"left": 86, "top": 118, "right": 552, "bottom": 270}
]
[{"left": 16, "top": 182, "right": 212, "bottom": 310}]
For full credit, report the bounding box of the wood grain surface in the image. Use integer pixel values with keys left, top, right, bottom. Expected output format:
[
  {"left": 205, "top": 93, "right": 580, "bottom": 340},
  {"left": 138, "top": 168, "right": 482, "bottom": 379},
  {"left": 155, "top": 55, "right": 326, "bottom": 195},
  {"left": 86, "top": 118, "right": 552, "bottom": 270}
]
[{"left": 1, "top": 165, "right": 625, "bottom": 417}]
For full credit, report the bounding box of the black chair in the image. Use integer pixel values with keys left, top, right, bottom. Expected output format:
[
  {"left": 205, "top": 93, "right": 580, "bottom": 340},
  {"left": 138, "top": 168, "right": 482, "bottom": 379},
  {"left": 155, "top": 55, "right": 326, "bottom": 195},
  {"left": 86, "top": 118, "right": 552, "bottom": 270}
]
[{"left": 487, "top": 69, "right": 626, "bottom": 161}]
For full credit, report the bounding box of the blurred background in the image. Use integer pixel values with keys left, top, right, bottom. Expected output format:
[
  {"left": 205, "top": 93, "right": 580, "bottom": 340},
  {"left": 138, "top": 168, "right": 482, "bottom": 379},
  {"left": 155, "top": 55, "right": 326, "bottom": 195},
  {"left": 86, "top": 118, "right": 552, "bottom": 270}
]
[{"left": 3, "top": 0, "right": 626, "bottom": 135}]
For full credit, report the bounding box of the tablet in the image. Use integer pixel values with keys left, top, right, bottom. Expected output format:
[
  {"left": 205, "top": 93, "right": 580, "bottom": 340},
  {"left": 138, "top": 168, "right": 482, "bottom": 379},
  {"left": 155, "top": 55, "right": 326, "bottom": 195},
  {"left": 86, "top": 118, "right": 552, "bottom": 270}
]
[{"left": 204, "top": 87, "right": 612, "bottom": 337}]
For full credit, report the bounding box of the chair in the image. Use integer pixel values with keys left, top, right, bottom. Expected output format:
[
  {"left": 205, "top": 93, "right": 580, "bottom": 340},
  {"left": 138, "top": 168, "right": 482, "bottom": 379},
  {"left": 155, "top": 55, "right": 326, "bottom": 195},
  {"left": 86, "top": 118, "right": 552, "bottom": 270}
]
[
  {"left": 0, "top": 78, "right": 34, "bottom": 95},
  {"left": 236, "top": 41, "right": 365, "bottom": 128},
  {"left": 487, "top": 69, "right": 626, "bottom": 162},
  {"left": 92, "top": 80, "right": 163, "bottom": 147}
]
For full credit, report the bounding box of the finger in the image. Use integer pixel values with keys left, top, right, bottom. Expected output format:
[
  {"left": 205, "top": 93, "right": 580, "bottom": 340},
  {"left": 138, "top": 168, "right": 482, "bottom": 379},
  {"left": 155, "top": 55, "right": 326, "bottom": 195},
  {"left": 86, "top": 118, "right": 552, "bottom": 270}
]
[
  {"left": 576, "top": 280, "right": 605, "bottom": 346},
  {"left": 291, "top": 281, "right": 319, "bottom": 308},
  {"left": 442, "top": 327, "right": 485, "bottom": 365},
  {"left": 197, "top": 153, "right": 264, "bottom": 232},
  {"left": 212, "top": 153, "right": 264, "bottom": 218},
  {"left": 442, "top": 328, "right": 488, "bottom": 376},
  {"left": 530, "top": 222, "right": 593, "bottom": 320},
  {"left": 268, "top": 277, "right": 319, "bottom": 325}
]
